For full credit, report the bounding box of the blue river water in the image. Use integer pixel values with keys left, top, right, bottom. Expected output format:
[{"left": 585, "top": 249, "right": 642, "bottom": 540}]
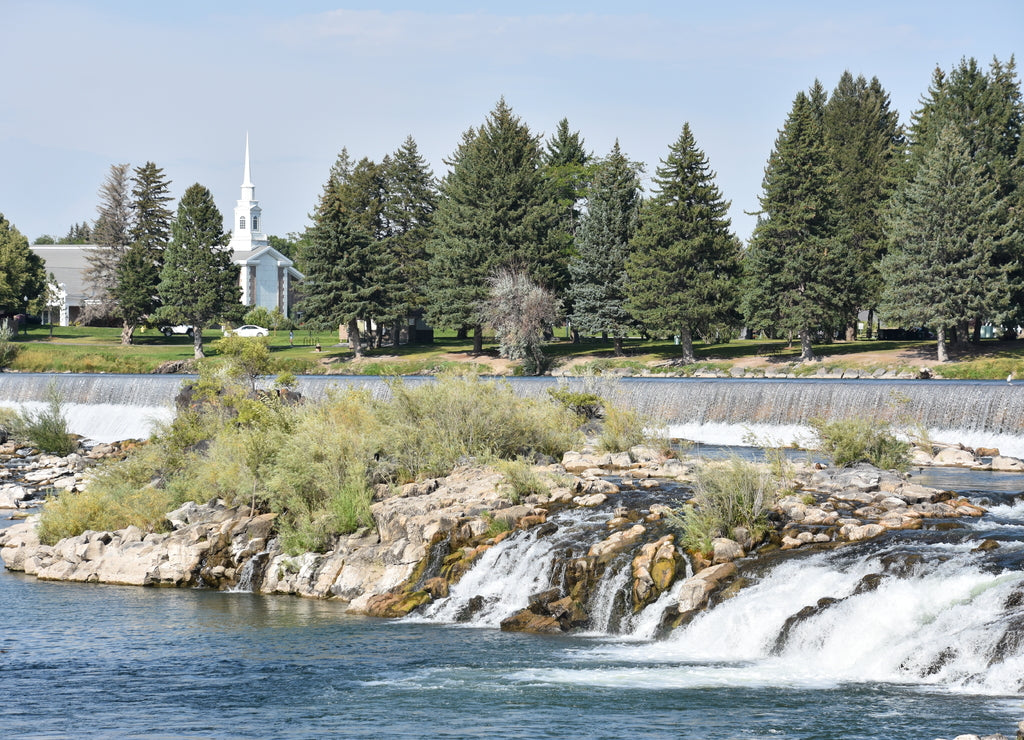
[{"left": 3, "top": 508, "right": 1023, "bottom": 740}]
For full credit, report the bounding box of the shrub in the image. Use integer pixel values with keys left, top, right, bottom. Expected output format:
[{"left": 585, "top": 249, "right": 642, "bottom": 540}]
[
  {"left": 597, "top": 403, "right": 648, "bottom": 452},
  {"left": 37, "top": 444, "right": 176, "bottom": 544},
  {"left": 496, "top": 458, "right": 549, "bottom": 504},
  {"left": 377, "top": 373, "right": 581, "bottom": 480},
  {"left": 668, "top": 456, "right": 780, "bottom": 556},
  {"left": 547, "top": 386, "right": 604, "bottom": 420},
  {"left": 810, "top": 416, "right": 911, "bottom": 471},
  {"left": 0, "top": 325, "right": 19, "bottom": 369},
  {"left": 12, "top": 381, "right": 77, "bottom": 455}
]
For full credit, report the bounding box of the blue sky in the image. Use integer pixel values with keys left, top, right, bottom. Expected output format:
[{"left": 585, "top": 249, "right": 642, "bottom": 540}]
[{"left": 2, "top": 1, "right": 1021, "bottom": 245}]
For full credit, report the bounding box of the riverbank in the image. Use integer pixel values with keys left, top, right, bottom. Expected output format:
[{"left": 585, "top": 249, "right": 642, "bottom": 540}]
[{"left": 7, "top": 324, "right": 1024, "bottom": 379}]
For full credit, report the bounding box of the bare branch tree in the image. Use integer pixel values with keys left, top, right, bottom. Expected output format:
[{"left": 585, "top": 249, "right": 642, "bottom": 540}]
[{"left": 477, "top": 267, "right": 561, "bottom": 375}]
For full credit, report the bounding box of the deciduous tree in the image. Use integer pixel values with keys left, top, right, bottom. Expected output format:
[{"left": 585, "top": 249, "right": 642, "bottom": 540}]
[{"left": 0, "top": 213, "right": 46, "bottom": 314}]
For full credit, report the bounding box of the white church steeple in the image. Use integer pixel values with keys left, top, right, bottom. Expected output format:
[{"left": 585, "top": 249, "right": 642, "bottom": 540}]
[{"left": 228, "top": 133, "right": 267, "bottom": 253}]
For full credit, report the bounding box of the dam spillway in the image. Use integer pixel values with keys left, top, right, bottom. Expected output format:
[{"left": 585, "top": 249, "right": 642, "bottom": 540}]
[{"left": 0, "top": 373, "right": 1022, "bottom": 454}]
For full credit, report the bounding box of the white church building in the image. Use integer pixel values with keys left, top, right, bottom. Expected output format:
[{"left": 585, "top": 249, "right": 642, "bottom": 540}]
[{"left": 229, "top": 136, "right": 303, "bottom": 318}]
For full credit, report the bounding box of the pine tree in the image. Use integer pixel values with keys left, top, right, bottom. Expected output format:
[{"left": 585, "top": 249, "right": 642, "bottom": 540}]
[
  {"left": 742, "top": 91, "right": 840, "bottom": 361},
  {"left": 112, "top": 243, "right": 159, "bottom": 343},
  {"left": 0, "top": 213, "right": 46, "bottom": 314},
  {"left": 158, "top": 184, "right": 240, "bottom": 358},
  {"left": 626, "top": 124, "right": 741, "bottom": 364},
  {"left": 378, "top": 136, "right": 437, "bottom": 345},
  {"left": 84, "top": 163, "right": 132, "bottom": 324},
  {"left": 544, "top": 118, "right": 590, "bottom": 330},
  {"left": 300, "top": 151, "right": 382, "bottom": 357},
  {"left": 568, "top": 141, "right": 640, "bottom": 356},
  {"left": 130, "top": 162, "right": 173, "bottom": 263},
  {"left": 823, "top": 72, "right": 903, "bottom": 340},
  {"left": 880, "top": 125, "right": 1010, "bottom": 362},
  {"left": 426, "top": 99, "right": 560, "bottom": 352},
  {"left": 908, "top": 57, "right": 1024, "bottom": 335}
]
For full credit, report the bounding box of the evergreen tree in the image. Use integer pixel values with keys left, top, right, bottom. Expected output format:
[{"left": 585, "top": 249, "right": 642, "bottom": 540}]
[
  {"left": 823, "top": 72, "right": 903, "bottom": 340},
  {"left": 158, "top": 184, "right": 240, "bottom": 358},
  {"left": 299, "top": 151, "right": 382, "bottom": 358},
  {"left": 544, "top": 118, "right": 591, "bottom": 332},
  {"left": 742, "top": 91, "right": 840, "bottom": 361},
  {"left": 84, "top": 163, "right": 133, "bottom": 324},
  {"left": 908, "top": 56, "right": 1024, "bottom": 333},
  {"left": 880, "top": 125, "right": 1011, "bottom": 362},
  {"left": 130, "top": 161, "right": 174, "bottom": 263},
  {"left": 568, "top": 141, "right": 641, "bottom": 356},
  {"left": 378, "top": 136, "right": 437, "bottom": 345},
  {"left": 112, "top": 242, "right": 159, "bottom": 343},
  {"left": 0, "top": 213, "right": 46, "bottom": 314},
  {"left": 626, "top": 124, "right": 741, "bottom": 363},
  {"left": 426, "top": 99, "right": 560, "bottom": 352}
]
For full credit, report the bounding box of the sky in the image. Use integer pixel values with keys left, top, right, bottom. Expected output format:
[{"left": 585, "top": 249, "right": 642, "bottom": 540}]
[{"left": 2, "top": 0, "right": 1022, "bottom": 246}]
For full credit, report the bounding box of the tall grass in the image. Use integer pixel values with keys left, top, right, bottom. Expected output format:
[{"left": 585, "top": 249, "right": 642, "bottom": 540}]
[
  {"left": 810, "top": 416, "right": 911, "bottom": 471},
  {"left": 37, "top": 371, "right": 583, "bottom": 553},
  {"left": 12, "top": 381, "right": 77, "bottom": 455},
  {"left": 668, "top": 456, "right": 780, "bottom": 556}
]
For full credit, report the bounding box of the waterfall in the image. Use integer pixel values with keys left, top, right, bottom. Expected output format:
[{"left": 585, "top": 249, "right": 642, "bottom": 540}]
[
  {"left": 417, "top": 483, "right": 1024, "bottom": 696},
  {"left": 2, "top": 373, "right": 1024, "bottom": 453}
]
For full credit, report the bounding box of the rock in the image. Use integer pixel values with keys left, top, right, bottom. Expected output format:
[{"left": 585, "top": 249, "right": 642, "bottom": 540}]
[
  {"left": 588, "top": 524, "right": 646, "bottom": 564},
  {"left": 711, "top": 537, "right": 744, "bottom": 563},
  {"left": 499, "top": 609, "right": 562, "bottom": 634},
  {"left": 991, "top": 456, "right": 1024, "bottom": 472},
  {"left": 0, "top": 484, "right": 32, "bottom": 509},
  {"left": 573, "top": 493, "right": 608, "bottom": 507},
  {"left": 933, "top": 447, "right": 977, "bottom": 466},
  {"left": 841, "top": 522, "right": 886, "bottom": 541},
  {"left": 975, "top": 447, "right": 1000, "bottom": 458}
]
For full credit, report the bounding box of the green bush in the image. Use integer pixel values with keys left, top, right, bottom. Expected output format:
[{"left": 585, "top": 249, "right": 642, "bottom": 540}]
[
  {"left": 37, "top": 444, "right": 176, "bottom": 544},
  {"left": 668, "top": 456, "right": 779, "bottom": 555},
  {"left": 597, "top": 403, "right": 648, "bottom": 452},
  {"left": 37, "top": 372, "right": 583, "bottom": 553},
  {"left": 810, "top": 416, "right": 911, "bottom": 471},
  {"left": 0, "top": 325, "right": 19, "bottom": 369},
  {"left": 496, "top": 458, "right": 549, "bottom": 504},
  {"left": 547, "top": 386, "right": 604, "bottom": 420},
  {"left": 12, "top": 381, "right": 77, "bottom": 455}
]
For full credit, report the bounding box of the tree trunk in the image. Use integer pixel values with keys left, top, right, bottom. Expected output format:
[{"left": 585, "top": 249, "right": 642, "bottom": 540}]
[
  {"left": 845, "top": 319, "right": 856, "bottom": 343},
  {"left": 799, "top": 328, "right": 815, "bottom": 361},
  {"left": 936, "top": 325, "right": 948, "bottom": 363},
  {"left": 120, "top": 320, "right": 136, "bottom": 346},
  {"left": 678, "top": 325, "right": 696, "bottom": 365},
  {"left": 613, "top": 335, "right": 624, "bottom": 357},
  {"left": 473, "top": 323, "right": 483, "bottom": 354},
  {"left": 392, "top": 320, "right": 403, "bottom": 348},
  {"left": 456, "top": 326, "right": 468, "bottom": 340},
  {"left": 973, "top": 317, "right": 982, "bottom": 344},
  {"left": 866, "top": 308, "right": 875, "bottom": 339},
  {"left": 570, "top": 325, "right": 579, "bottom": 344},
  {"left": 348, "top": 318, "right": 363, "bottom": 358},
  {"left": 192, "top": 325, "right": 204, "bottom": 359}
]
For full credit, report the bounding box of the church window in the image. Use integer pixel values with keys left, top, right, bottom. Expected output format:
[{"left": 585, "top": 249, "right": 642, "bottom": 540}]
[
  {"left": 240, "top": 216, "right": 247, "bottom": 230},
  {"left": 252, "top": 216, "right": 259, "bottom": 231}
]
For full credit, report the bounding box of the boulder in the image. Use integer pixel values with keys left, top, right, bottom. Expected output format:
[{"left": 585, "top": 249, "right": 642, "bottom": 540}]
[
  {"left": 991, "top": 456, "right": 1024, "bottom": 472},
  {"left": 933, "top": 447, "right": 977, "bottom": 466},
  {"left": 711, "top": 537, "right": 745, "bottom": 564}
]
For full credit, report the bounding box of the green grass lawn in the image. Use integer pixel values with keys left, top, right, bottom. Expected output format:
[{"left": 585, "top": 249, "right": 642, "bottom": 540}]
[{"left": 6, "top": 323, "right": 1024, "bottom": 378}]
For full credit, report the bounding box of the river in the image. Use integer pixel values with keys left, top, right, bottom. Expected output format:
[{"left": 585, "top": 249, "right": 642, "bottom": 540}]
[{"left": 3, "top": 464, "right": 1024, "bottom": 739}]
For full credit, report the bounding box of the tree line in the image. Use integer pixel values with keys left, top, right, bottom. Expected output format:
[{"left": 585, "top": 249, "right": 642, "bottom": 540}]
[
  {"left": 2, "top": 55, "right": 1019, "bottom": 369},
  {"left": 299, "top": 56, "right": 1023, "bottom": 368}
]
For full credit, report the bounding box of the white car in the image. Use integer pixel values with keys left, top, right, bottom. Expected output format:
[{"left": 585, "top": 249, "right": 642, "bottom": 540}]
[
  {"left": 225, "top": 325, "right": 269, "bottom": 338},
  {"left": 160, "top": 325, "right": 194, "bottom": 337}
]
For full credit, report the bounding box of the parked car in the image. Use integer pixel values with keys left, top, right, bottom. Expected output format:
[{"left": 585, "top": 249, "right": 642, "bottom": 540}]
[
  {"left": 225, "top": 325, "right": 269, "bottom": 338},
  {"left": 159, "top": 325, "right": 194, "bottom": 337}
]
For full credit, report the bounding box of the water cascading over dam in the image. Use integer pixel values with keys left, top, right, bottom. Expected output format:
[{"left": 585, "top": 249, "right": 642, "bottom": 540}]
[{"left": 1, "top": 373, "right": 1023, "bottom": 453}]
